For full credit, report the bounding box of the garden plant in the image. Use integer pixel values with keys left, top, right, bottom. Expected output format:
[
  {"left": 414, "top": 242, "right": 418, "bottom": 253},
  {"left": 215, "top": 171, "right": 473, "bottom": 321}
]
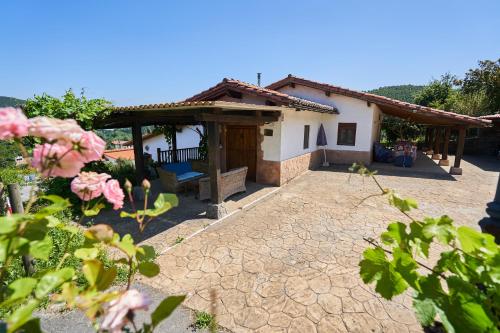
[
  {"left": 351, "top": 164, "right": 500, "bottom": 333},
  {"left": 0, "top": 107, "right": 184, "bottom": 332}
]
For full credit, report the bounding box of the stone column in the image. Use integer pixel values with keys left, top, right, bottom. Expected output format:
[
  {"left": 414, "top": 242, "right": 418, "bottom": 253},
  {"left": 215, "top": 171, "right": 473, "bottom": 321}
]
[{"left": 439, "top": 128, "right": 451, "bottom": 166}]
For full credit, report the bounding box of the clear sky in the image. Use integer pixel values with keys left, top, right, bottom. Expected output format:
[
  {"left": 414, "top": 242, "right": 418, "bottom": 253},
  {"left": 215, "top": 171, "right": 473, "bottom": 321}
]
[{"left": 1, "top": 0, "right": 499, "bottom": 106}]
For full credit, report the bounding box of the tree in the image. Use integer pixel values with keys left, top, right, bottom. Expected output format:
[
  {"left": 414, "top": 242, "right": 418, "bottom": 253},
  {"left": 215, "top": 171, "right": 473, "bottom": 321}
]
[
  {"left": 23, "top": 89, "right": 112, "bottom": 130},
  {"left": 414, "top": 73, "right": 459, "bottom": 111},
  {"left": 460, "top": 59, "right": 500, "bottom": 115}
]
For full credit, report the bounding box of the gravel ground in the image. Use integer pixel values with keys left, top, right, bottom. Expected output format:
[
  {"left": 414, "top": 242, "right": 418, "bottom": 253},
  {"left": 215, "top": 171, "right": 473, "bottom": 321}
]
[{"left": 37, "top": 282, "right": 214, "bottom": 333}]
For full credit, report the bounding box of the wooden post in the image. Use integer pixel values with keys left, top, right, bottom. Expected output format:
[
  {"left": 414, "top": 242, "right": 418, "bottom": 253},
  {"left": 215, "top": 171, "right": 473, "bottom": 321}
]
[
  {"left": 220, "top": 124, "right": 227, "bottom": 173},
  {"left": 7, "top": 184, "right": 34, "bottom": 276},
  {"left": 132, "top": 123, "right": 145, "bottom": 183},
  {"left": 171, "top": 125, "right": 178, "bottom": 163},
  {"left": 156, "top": 147, "right": 162, "bottom": 164},
  {"left": 426, "top": 128, "right": 434, "bottom": 155},
  {"left": 439, "top": 128, "right": 451, "bottom": 166},
  {"left": 423, "top": 127, "right": 430, "bottom": 150},
  {"left": 450, "top": 127, "right": 466, "bottom": 175},
  {"left": 432, "top": 127, "right": 442, "bottom": 160},
  {"left": 207, "top": 121, "right": 222, "bottom": 204}
]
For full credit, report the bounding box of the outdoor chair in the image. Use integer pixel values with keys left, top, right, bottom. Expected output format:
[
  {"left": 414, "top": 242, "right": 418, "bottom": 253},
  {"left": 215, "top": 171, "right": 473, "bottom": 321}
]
[
  {"left": 198, "top": 166, "right": 248, "bottom": 201},
  {"left": 155, "top": 161, "right": 205, "bottom": 193}
]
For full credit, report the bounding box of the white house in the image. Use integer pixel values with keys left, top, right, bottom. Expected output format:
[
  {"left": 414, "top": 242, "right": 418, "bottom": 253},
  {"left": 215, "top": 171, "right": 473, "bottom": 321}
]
[
  {"left": 124, "top": 125, "right": 203, "bottom": 162},
  {"left": 114, "top": 75, "right": 488, "bottom": 189},
  {"left": 183, "top": 75, "right": 487, "bottom": 185}
]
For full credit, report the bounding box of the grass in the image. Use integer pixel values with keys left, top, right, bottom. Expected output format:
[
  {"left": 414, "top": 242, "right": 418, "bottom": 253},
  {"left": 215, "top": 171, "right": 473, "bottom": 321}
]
[
  {"left": 194, "top": 311, "right": 216, "bottom": 331},
  {"left": 174, "top": 236, "right": 184, "bottom": 244}
]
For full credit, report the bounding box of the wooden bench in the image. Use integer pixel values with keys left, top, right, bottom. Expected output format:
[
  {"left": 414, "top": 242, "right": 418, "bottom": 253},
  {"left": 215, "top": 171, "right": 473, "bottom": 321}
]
[
  {"left": 156, "top": 162, "right": 206, "bottom": 193},
  {"left": 198, "top": 166, "right": 248, "bottom": 201}
]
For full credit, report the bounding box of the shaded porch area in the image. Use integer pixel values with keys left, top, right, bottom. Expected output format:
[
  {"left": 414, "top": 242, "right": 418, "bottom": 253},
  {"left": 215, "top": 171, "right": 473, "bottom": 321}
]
[
  {"left": 376, "top": 100, "right": 491, "bottom": 175},
  {"left": 95, "top": 101, "right": 287, "bottom": 219}
]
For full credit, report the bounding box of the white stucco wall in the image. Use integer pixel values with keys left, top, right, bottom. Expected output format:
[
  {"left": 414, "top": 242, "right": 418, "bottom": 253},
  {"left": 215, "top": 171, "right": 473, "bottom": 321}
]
[
  {"left": 278, "top": 85, "right": 377, "bottom": 153},
  {"left": 279, "top": 109, "right": 330, "bottom": 161},
  {"left": 143, "top": 125, "right": 203, "bottom": 161},
  {"left": 260, "top": 122, "right": 282, "bottom": 161}
]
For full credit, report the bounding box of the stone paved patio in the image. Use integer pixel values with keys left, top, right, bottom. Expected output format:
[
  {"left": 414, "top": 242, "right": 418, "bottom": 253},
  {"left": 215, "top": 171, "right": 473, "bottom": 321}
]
[{"left": 141, "top": 154, "right": 498, "bottom": 333}]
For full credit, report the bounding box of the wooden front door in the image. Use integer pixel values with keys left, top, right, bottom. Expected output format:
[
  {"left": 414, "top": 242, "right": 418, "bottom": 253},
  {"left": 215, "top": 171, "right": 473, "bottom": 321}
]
[{"left": 225, "top": 125, "right": 257, "bottom": 181}]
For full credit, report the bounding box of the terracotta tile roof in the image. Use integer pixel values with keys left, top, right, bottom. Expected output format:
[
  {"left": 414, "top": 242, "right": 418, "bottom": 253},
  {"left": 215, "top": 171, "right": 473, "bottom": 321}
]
[
  {"left": 479, "top": 114, "right": 500, "bottom": 120},
  {"left": 184, "top": 78, "right": 338, "bottom": 114},
  {"left": 267, "top": 75, "right": 491, "bottom": 127},
  {"left": 103, "top": 148, "right": 134, "bottom": 160}
]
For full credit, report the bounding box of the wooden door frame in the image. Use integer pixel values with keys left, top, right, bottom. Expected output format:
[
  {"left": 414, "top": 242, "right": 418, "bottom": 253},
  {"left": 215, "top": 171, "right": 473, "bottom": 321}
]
[{"left": 224, "top": 125, "right": 258, "bottom": 181}]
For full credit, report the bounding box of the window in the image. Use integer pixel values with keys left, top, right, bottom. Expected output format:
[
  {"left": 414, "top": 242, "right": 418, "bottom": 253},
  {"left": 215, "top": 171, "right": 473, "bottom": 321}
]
[
  {"left": 337, "top": 123, "right": 356, "bottom": 146},
  {"left": 303, "top": 125, "right": 310, "bottom": 149}
]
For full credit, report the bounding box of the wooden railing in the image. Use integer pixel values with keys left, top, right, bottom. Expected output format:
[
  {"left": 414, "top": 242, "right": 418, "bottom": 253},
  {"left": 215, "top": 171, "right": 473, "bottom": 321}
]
[{"left": 157, "top": 147, "right": 201, "bottom": 164}]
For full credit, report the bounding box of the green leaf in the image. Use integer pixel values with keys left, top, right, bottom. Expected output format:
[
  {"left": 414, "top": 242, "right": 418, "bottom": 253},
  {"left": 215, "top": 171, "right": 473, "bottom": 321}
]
[
  {"left": 392, "top": 248, "right": 420, "bottom": 292},
  {"left": 137, "top": 245, "right": 156, "bottom": 262},
  {"left": 83, "top": 203, "right": 106, "bottom": 217},
  {"left": 16, "top": 318, "right": 42, "bottom": 333},
  {"left": 144, "top": 193, "right": 178, "bottom": 217},
  {"left": 120, "top": 211, "right": 136, "bottom": 218},
  {"left": 413, "top": 298, "right": 437, "bottom": 327},
  {"left": 457, "top": 226, "right": 497, "bottom": 255},
  {"left": 138, "top": 262, "right": 160, "bottom": 277},
  {"left": 35, "top": 268, "right": 74, "bottom": 299},
  {"left": 151, "top": 295, "right": 186, "bottom": 328},
  {"left": 116, "top": 234, "right": 136, "bottom": 257},
  {"left": 422, "top": 216, "right": 455, "bottom": 245},
  {"left": 7, "top": 299, "right": 40, "bottom": 333},
  {"left": 359, "top": 247, "right": 409, "bottom": 299},
  {"left": 82, "top": 260, "right": 103, "bottom": 286},
  {"left": 381, "top": 222, "right": 408, "bottom": 248},
  {"left": 29, "top": 234, "right": 53, "bottom": 260},
  {"left": 34, "top": 195, "right": 71, "bottom": 218},
  {"left": 408, "top": 221, "right": 431, "bottom": 258},
  {"left": 74, "top": 247, "right": 99, "bottom": 260},
  {"left": 388, "top": 193, "right": 418, "bottom": 212},
  {"left": 1, "top": 278, "right": 37, "bottom": 307},
  {"left": 0, "top": 215, "right": 21, "bottom": 234},
  {"left": 96, "top": 266, "right": 117, "bottom": 291}
]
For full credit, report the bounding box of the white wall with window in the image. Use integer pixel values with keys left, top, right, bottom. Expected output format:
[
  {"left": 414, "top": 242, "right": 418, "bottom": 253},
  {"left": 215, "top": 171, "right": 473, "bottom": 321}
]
[{"left": 143, "top": 125, "right": 203, "bottom": 162}]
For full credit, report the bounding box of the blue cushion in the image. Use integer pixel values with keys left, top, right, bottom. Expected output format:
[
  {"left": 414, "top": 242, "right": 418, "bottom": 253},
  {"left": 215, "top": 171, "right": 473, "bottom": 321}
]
[
  {"left": 162, "top": 162, "right": 192, "bottom": 175},
  {"left": 177, "top": 171, "right": 204, "bottom": 182}
]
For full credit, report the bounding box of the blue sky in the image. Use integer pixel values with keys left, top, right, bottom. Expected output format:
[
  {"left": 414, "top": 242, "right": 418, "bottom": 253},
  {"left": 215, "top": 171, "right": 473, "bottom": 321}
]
[{"left": 1, "top": 0, "right": 499, "bottom": 106}]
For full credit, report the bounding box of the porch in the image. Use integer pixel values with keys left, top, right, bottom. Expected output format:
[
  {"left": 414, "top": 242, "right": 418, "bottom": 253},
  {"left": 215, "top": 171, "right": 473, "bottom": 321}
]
[{"left": 95, "top": 101, "right": 287, "bottom": 218}]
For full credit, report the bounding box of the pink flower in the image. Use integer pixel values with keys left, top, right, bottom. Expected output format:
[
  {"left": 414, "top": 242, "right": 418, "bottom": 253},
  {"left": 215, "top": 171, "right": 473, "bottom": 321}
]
[
  {"left": 32, "top": 143, "right": 85, "bottom": 178},
  {"left": 103, "top": 179, "right": 125, "bottom": 210},
  {"left": 101, "top": 289, "right": 151, "bottom": 333},
  {"left": 0, "top": 107, "right": 29, "bottom": 139},
  {"left": 28, "top": 117, "right": 84, "bottom": 142},
  {"left": 71, "top": 172, "right": 111, "bottom": 200},
  {"left": 78, "top": 131, "right": 106, "bottom": 162}
]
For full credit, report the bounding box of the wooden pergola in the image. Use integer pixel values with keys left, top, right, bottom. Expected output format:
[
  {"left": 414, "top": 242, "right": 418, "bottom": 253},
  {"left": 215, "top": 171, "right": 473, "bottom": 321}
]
[
  {"left": 95, "top": 101, "right": 287, "bottom": 217},
  {"left": 377, "top": 104, "right": 491, "bottom": 175}
]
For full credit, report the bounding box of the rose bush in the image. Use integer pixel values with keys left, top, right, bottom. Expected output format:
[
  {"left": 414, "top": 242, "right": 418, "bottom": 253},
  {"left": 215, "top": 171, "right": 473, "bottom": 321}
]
[{"left": 0, "top": 107, "right": 184, "bottom": 332}]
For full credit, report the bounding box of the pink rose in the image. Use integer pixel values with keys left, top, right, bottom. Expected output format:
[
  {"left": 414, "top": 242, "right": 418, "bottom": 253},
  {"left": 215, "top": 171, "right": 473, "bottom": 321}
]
[
  {"left": 32, "top": 143, "right": 85, "bottom": 178},
  {"left": 78, "top": 131, "right": 106, "bottom": 162},
  {"left": 71, "top": 172, "right": 111, "bottom": 200},
  {"left": 28, "top": 117, "right": 85, "bottom": 142},
  {"left": 101, "top": 289, "right": 151, "bottom": 333},
  {"left": 0, "top": 107, "right": 29, "bottom": 139},
  {"left": 103, "top": 179, "right": 125, "bottom": 210}
]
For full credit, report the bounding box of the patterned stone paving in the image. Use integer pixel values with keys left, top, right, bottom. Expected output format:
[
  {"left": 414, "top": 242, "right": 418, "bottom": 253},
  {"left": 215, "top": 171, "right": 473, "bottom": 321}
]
[{"left": 142, "top": 155, "right": 498, "bottom": 332}]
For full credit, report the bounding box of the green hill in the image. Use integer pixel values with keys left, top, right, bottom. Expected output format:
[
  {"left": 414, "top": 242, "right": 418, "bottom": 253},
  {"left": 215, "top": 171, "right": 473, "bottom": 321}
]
[
  {"left": 367, "top": 85, "right": 424, "bottom": 103},
  {"left": 0, "top": 96, "right": 25, "bottom": 107}
]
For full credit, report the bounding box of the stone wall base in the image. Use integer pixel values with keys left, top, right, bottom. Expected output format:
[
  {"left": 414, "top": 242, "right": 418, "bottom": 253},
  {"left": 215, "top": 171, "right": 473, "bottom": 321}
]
[
  {"left": 256, "top": 149, "right": 371, "bottom": 187},
  {"left": 325, "top": 149, "right": 371, "bottom": 165}
]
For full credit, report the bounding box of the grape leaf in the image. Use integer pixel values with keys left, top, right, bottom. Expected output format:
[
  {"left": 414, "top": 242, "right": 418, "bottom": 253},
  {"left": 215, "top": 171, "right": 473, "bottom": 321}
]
[{"left": 422, "top": 216, "right": 455, "bottom": 245}]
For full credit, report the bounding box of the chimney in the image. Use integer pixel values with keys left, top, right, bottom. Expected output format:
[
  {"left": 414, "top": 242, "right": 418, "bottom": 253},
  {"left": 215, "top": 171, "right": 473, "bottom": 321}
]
[{"left": 257, "top": 73, "right": 262, "bottom": 86}]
